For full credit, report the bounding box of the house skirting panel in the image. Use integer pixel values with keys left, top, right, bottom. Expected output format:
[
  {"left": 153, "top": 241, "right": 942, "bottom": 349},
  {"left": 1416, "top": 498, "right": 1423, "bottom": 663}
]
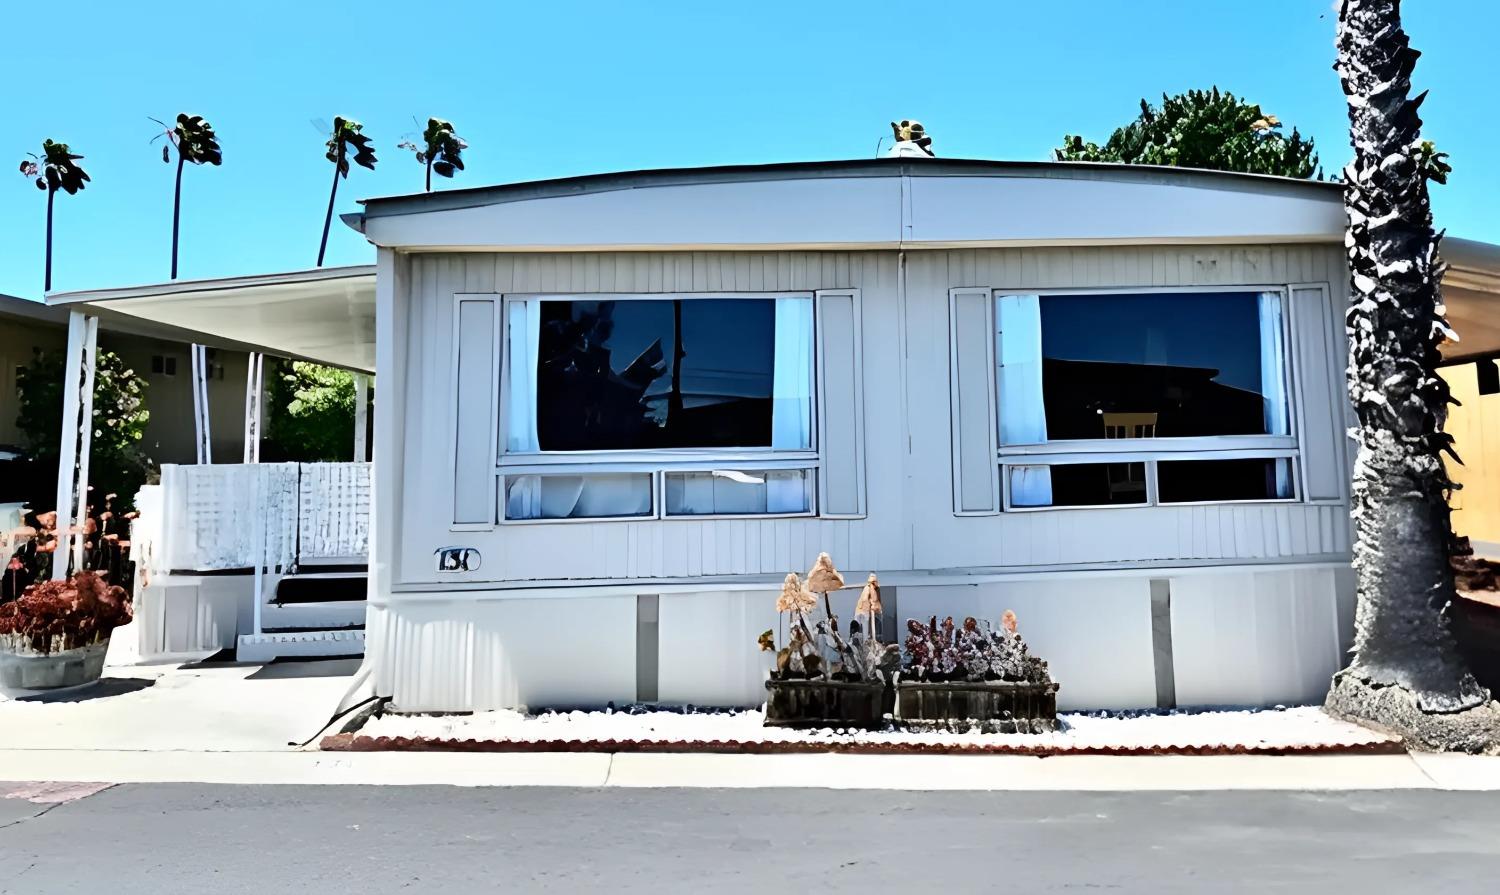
[
  {"left": 370, "top": 565, "right": 1353, "bottom": 714},
  {"left": 133, "top": 573, "right": 254, "bottom": 660}
]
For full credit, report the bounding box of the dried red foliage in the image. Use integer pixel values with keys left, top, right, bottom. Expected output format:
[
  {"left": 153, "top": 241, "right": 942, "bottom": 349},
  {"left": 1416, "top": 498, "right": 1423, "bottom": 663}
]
[{"left": 0, "top": 572, "right": 132, "bottom": 654}]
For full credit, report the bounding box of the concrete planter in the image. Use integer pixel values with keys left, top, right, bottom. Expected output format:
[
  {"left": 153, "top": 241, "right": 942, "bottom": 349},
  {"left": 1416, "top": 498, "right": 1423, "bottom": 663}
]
[
  {"left": 896, "top": 680, "right": 1061, "bottom": 733},
  {"left": 0, "top": 635, "right": 111, "bottom": 695}
]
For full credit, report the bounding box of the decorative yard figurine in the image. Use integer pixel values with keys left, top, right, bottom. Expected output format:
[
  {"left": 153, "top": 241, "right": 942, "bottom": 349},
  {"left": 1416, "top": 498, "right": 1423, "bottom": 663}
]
[{"left": 888, "top": 120, "right": 935, "bottom": 158}]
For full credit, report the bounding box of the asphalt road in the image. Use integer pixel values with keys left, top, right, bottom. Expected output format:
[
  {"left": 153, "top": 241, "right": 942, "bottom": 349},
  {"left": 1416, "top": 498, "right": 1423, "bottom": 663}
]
[{"left": 2, "top": 784, "right": 1498, "bottom": 893}]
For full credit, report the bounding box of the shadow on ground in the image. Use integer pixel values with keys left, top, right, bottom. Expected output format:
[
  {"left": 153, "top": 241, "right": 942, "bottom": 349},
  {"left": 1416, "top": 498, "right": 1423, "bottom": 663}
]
[
  {"left": 15, "top": 677, "right": 155, "bottom": 703},
  {"left": 247, "top": 657, "right": 362, "bottom": 681}
]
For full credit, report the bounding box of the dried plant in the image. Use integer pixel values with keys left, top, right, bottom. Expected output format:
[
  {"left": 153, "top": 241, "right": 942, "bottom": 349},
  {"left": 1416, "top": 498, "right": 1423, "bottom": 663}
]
[
  {"left": 903, "top": 611, "right": 1052, "bottom": 684},
  {"left": 761, "top": 555, "right": 895, "bottom": 684}
]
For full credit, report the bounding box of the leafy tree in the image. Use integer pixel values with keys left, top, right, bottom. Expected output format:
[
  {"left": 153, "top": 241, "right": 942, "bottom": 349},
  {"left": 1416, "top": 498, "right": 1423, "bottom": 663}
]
[
  {"left": 317, "top": 116, "right": 377, "bottom": 267},
  {"left": 1323, "top": 0, "right": 1499, "bottom": 752},
  {"left": 152, "top": 114, "right": 223, "bottom": 280},
  {"left": 1054, "top": 87, "right": 1321, "bottom": 179},
  {"left": 398, "top": 117, "right": 467, "bottom": 192},
  {"left": 15, "top": 349, "right": 151, "bottom": 514},
  {"left": 262, "top": 360, "right": 355, "bottom": 462},
  {"left": 17, "top": 140, "right": 90, "bottom": 292}
]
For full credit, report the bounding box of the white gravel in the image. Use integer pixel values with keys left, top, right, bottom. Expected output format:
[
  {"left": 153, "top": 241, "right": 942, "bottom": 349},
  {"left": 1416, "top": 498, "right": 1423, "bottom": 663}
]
[{"left": 357, "top": 704, "right": 1398, "bottom": 751}]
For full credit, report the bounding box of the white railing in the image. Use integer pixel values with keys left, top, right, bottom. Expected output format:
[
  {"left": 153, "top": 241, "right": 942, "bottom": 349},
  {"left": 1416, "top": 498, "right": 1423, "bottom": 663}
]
[{"left": 153, "top": 462, "right": 370, "bottom": 573}]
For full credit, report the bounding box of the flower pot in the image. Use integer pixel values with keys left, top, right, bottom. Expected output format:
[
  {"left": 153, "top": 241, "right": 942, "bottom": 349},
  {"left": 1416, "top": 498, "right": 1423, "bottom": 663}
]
[
  {"left": 763, "top": 677, "right": 891, "bottom": 729},
  {"left": 896, "top": 680, "right": 1060, "bottom": 733},
  {"left": 0, "top": 634, "right": 110, "bottom": 695}
]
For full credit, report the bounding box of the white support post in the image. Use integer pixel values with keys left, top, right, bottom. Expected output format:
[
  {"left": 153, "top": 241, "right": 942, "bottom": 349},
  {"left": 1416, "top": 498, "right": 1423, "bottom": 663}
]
[
  {"left": 242, "top": 352, "right": 264, "bottom": 463},
  {"left": 191, "top": 344, "right": 213, "bottom": 464},
  {"left": 353, "top": 372, "right": 369, "bottom": 462},
  {"left": 51, "top": 310, "right": 97, "bottom": 580}
]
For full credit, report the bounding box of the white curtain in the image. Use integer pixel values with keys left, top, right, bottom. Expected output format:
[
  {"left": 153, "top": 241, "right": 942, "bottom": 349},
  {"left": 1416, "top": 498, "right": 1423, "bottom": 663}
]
[
  {"left": 506, "top": 299, "right": 542, "bottom": 453},
  {"left": 1259, "top": 292, "right": 1292, "bottom": 496},
  {"left": 770, "top": 297, "right": 813, "bottom": 511},
  {"left": 771, "top": 297, "right": 813, "bottom": 450},
  {"left": 997, "top": 294, "right": 1052, "bottom": 505}
]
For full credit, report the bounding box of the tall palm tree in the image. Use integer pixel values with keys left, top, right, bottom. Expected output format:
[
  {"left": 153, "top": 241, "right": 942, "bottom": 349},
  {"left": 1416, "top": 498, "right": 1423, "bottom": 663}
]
[
  {"left": 17, "top": 140, "right": 90, "bottom": 292},
  {"left": 152, "top": 114, "right": 223, "bottom": 280},
  {"left": 317, "top": 116, "right": 377, "bottom": 268},
  {"left": 399, "top": 117, "right": 466, "bottom": 192},
  {"left": 1325, "top": 0, "right": 1499, "bottom": 752}
]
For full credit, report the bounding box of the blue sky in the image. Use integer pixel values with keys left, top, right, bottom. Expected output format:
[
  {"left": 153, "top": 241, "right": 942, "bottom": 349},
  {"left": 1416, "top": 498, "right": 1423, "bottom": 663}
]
[{"left": 3, "top": 0, "right": 1496, "bottom": 298}]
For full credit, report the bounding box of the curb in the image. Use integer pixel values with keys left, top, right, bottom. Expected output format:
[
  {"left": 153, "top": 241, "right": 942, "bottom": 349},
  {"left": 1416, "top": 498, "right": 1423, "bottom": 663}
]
[{"left": 320, "top": 732, "right": 1406, "bottom": 757}]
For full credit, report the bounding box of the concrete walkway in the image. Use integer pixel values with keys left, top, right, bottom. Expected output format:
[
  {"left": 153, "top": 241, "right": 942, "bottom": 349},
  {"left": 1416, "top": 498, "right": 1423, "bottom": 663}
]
[{"left": 3, "top": 658, "right": 1499, "bottom": 791}]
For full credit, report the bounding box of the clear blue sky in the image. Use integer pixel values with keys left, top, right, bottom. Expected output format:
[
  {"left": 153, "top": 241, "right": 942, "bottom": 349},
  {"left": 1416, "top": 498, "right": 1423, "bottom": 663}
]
[{"left": 3, "top": 0, "right": 1495, "bottom": 298}]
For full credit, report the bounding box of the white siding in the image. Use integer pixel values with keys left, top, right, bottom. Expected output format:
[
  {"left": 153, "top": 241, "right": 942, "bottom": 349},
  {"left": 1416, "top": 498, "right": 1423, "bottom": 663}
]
[
  {"left": 1169, "top": 567, "right": 1351, "bottom": 707},
  {"left": 368, "top": 595, "right": 637, "bottom": 712},
  {"left": 391, "top": 245, "right": 1351, "bottom": 589}
]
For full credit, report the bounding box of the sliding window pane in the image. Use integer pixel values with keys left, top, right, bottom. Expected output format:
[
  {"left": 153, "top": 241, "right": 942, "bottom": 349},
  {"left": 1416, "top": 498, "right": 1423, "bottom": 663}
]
[
  {"left": 1008, "top": 463, "right": 1147, "bottom": 508},
  {"left": 664, "top": 469, "right": 813, "bottom": 516},
  {"left": 1157, "top": 458, "right": 1295, "bottom": 503},
  {"left": 504, "top": 473, "right": 654, "bottom": 520}
]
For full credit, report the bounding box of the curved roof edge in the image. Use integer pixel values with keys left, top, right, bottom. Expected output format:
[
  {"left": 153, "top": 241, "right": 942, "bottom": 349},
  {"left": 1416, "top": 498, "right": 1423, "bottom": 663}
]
[{"left": 355, "top": 157, "right": 1341, "bottom": 220}]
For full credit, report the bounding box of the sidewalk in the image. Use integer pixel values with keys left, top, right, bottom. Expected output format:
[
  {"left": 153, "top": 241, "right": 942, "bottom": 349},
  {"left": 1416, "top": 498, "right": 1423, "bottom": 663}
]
[{"left": 2, "top": 659, "right": 1498, "bottom": 791}]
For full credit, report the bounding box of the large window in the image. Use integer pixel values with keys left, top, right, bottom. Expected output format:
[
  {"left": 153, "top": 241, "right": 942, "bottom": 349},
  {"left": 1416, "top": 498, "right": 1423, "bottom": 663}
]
[
  {"left": 502, "top": 294, "right": 816, "bottom": 521},
  {"left": 996, "top": 290, "right": 1296, "bottom": 510}
]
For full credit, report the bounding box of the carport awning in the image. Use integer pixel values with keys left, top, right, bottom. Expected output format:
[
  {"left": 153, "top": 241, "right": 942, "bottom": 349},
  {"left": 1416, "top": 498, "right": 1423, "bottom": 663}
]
[
  {"left": 46, "top": 266, "right": 376, "bottom": 373},
  {"left": 1442, "top": 238, "right": 1500, "bottom": 366}
]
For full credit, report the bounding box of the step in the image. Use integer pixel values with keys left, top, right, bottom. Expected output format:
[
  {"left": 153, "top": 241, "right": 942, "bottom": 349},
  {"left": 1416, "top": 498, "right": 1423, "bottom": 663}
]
[
  {"left": 275, "top": 573, "right": 367, "bottom": 604},
  {"left": 260, "top": 599, "right": 367, "bottom": 632},
  {"left": 237, "top": 630, "right": 365, "bottom": 663}
]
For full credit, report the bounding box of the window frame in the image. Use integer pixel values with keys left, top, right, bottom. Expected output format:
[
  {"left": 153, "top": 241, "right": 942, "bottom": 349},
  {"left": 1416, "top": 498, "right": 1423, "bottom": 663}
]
[
  {"left": 496, "top": 291, "right": 821, "bottom": 524},
  {"left": 989, "top": 285, "right": 1305, "bottom": 513}
]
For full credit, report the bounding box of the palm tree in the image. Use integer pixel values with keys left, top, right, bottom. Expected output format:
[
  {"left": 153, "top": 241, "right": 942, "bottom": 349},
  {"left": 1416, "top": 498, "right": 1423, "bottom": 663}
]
[
  {"left": 317, "top": 117, "right": 377, "bottom": 267},
  {"left": 152, "top": 114, "right": 223, "bottom": 280},
  {"left": 398, "top": 117, "right": 466, "bottom": 192},
  {"left": 1324, "top": 0, "right": 1500, "bottom": 752},
  {"left": 17, "top": 140, "right": 90, "bottom": 292}
]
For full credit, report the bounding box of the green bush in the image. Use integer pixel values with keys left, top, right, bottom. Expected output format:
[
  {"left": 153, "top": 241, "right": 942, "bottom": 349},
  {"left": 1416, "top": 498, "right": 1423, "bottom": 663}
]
[
  {"left": 262, "top": 360, "right": 357, "bottom": 462},
  {"left": 15, "top": 349, "right": 151, "bottom": 514}
]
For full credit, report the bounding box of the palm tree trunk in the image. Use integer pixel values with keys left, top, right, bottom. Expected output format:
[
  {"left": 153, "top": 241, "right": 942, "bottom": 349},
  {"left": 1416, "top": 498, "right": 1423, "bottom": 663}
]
[
  {"left": 317, "top": 146, "right": 344, "bottom": 268},
  {"left": 43, "top": 187, "right": 54, "bottom": 293},
  {"left": 1325, "top": 0, "right": 1498, "bottom": 752},
  {"left": 171, "top": 153, "right": 185, "bottom": 280}
]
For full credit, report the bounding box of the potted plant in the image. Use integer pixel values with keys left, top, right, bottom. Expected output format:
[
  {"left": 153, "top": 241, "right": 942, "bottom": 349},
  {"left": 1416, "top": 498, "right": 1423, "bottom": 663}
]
[
  {"left": 760, "top": 555, "right": 899, "bottom": 728},
  {"left": 898, "top": 610, "right": 1060, "bottom": 733}
]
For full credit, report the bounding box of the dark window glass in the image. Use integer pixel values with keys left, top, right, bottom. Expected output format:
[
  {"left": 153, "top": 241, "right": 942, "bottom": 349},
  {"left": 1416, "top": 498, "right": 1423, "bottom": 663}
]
[
  {"left": 1158, "top": 458, "right": 1294, "bottom": 503},
  {"left": 534, "top": 298, "right": 776, "bottom": 450},
  {"left": 1038, "top": 292, "right": 1270, "bottom": 439},
  {"left": 150, "top": 355, "right": 164, "bottom": 374},
  {"left": 164, "top": 357, "right": 177, "bottom": 376},
  {"left": 1009, "top": 463, "right": 1148, "bottom": 508}
]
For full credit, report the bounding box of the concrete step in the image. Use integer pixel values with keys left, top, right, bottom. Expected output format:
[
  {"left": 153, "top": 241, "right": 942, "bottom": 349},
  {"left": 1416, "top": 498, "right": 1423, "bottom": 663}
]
[
  {"left": 260, "top": 599, "right": 366, "bottom": 632},
  {"left": 237, "top": 630, "right": 365, "bottom": 663}
]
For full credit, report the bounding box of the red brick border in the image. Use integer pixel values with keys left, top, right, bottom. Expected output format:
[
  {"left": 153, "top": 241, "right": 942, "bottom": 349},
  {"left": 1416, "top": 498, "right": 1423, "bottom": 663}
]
[{"left": 321, "top": 732, "right": 1404, "bottom": 757}]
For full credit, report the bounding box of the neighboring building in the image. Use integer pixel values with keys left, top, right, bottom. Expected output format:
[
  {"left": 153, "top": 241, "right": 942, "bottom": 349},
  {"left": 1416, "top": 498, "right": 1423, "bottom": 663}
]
[
  {"left": 47, "top": 159, "right": 1500, "bottom": 713},
  {"left": 1437, "top": 239, "right": 1500, "bottom": 560},
  {"left": 0, "top": 293, "right": 252, "bottom": 464}
]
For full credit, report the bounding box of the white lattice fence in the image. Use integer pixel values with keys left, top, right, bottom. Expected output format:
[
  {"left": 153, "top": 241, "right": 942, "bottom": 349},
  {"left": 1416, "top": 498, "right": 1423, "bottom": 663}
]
[
  {"left": 159, "top": 463, "right": 300, "bottom": 571},
  {"left": 298, "top": 462, "right": 371, "bottom": 561}
]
